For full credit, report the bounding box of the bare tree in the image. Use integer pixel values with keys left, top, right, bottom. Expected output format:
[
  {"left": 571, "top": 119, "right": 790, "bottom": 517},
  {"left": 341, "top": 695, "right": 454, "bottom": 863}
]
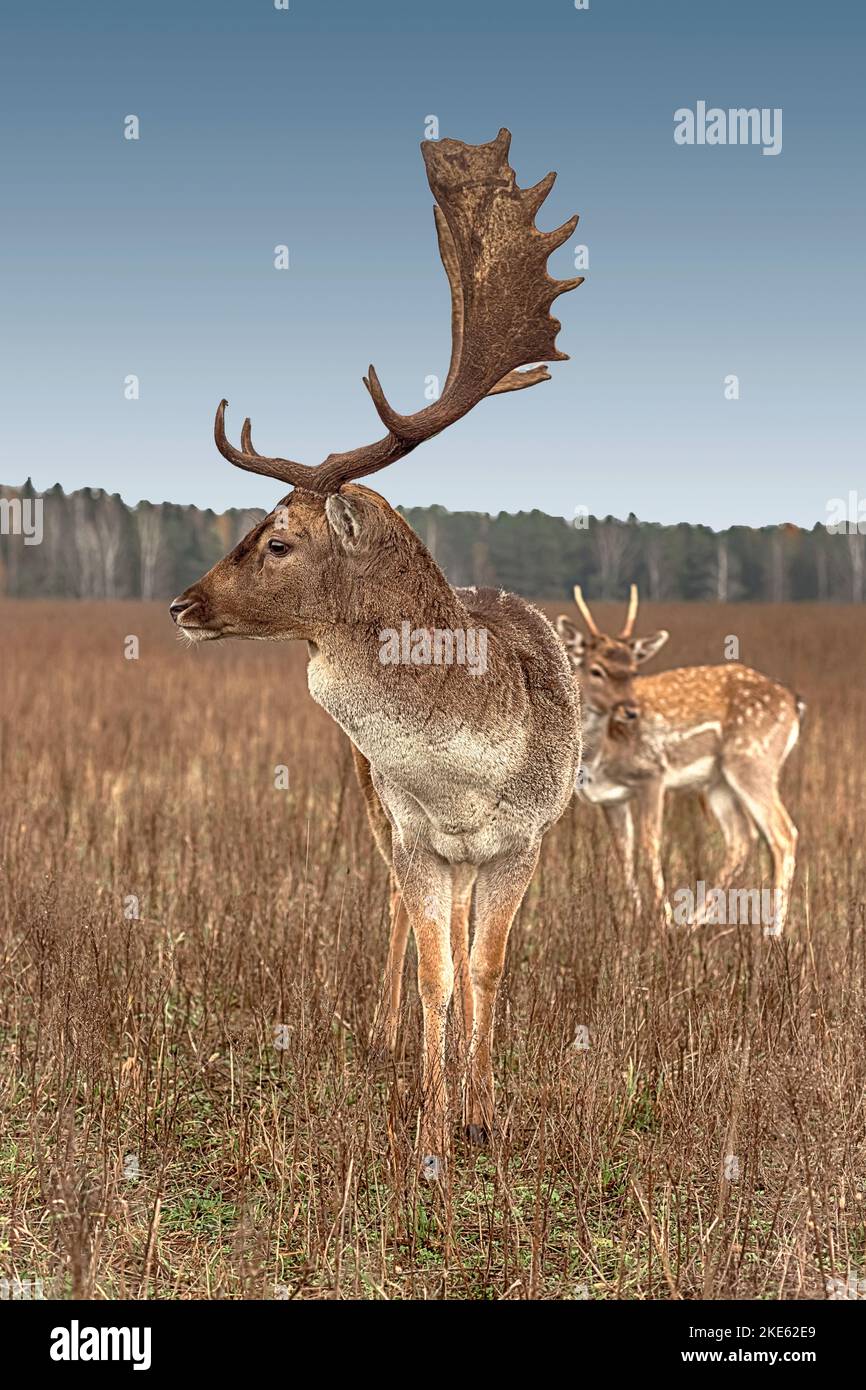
[
  {"left": 137, "top": 504, "right": 166, "bottom": 600},
  {"left": 593, "top": 519, "right": 633, "bottom": 598}
]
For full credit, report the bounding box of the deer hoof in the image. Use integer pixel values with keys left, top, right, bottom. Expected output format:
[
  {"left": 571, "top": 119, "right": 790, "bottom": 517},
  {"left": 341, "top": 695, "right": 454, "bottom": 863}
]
[
  {"left": 421, "top": 1154, "right": 444, "bottom": 1183},
  {"left": 465, "top": 1124, "right": 489, "bottom": 1147}
]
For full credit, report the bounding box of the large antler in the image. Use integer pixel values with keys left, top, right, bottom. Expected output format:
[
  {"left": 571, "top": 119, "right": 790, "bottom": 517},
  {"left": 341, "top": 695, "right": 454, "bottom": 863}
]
[{"left": 215, "top": 128, "right": 582, "bottom": 495}]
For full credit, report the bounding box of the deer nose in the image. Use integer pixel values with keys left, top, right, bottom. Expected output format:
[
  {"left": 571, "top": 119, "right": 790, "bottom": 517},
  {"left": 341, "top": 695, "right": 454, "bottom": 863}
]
[
  {"left": 170, "top": 596, "right": 196, "bottom": 624},
  {"left": 615, "top": 701, "right": 640, "bottom": 722}
]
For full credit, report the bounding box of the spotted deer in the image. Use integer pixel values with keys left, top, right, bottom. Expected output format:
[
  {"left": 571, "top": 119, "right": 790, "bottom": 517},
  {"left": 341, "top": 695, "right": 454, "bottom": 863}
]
[
  {"left": 169, "top": 129, "right": 582, "bottom": 1174},
  {"left": 556, "top": 586, "right": 803, "bottom": 931}
]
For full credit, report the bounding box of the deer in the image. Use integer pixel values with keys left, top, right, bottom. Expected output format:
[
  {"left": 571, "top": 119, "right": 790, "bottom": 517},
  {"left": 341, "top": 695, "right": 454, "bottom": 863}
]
[
  {"left": 169, "top": 128, "right": 583, "bottom": 1176},
  {"left": 556, "top": 586, "right": 804, "bottom": 932}
]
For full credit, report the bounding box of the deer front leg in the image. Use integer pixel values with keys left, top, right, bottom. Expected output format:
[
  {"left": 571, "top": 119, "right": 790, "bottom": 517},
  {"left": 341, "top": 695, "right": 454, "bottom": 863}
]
[
  {"left": 450, "top": 864, "right": 478, "bottom": 1063},
  {"left": 602, "top": 801, "right": 640, "bottom": 910},
  {"left": 464, "top": 844, "right": 540, "bottom": 1144},
  {"left": 635, "top": 782, "right": 669, "bottom": 923},
  {"left": 391, "top": 846, "right": 454, "bottom": 1178},
  {"left": 369, "top": 876, "right": 411, "bottom": 1056}
]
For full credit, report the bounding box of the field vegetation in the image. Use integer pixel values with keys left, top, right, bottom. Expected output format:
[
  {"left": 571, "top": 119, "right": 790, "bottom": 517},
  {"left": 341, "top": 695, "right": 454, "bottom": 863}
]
[{"left": 1, "top": 599, "right": 864, "bottom": 1299}]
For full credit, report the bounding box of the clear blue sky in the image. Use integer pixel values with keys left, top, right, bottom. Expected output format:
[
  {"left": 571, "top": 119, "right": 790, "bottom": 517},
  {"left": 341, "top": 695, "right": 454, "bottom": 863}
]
[{"left": 1, "top": 0, "right": 863, "bottom": 526}]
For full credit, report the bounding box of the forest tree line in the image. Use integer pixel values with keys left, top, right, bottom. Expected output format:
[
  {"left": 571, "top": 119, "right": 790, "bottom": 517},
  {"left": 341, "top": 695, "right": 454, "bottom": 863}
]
[{"left": 1, "top": 479, "right": 864, "bottom": 603}]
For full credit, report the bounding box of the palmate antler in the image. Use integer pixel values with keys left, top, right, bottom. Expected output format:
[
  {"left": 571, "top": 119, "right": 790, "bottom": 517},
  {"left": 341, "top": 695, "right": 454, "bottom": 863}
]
[{"left": 215, "top": 128, "right": 583, "bottom": 495}]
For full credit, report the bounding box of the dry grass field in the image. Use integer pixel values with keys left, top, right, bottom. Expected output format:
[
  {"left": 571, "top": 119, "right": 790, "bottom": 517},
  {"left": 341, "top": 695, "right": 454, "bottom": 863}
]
[{"left": 1, "top": 597, "right": 865, "bottom": 1301}]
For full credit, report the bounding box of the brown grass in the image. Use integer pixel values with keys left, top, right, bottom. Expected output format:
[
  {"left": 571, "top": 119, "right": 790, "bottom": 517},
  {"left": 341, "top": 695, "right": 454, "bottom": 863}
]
[{"left": 1, "top": 598, "right": 865, "bottom": 1300}]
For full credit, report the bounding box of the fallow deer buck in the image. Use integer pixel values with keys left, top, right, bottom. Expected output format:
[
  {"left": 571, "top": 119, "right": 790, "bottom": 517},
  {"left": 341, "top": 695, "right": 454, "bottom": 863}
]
[
  {"left": 170, "top": 129, "right": 582, "bottom": 1174},
  {"left": 556, "top": 586, "right": 804, "bottom": 931}
]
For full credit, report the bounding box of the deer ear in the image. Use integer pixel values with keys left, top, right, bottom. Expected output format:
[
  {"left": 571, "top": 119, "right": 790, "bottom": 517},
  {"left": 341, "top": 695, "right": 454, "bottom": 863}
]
[
  {"left": 556, "top": 616, "right": 586, "bottom": 658},
  {"left": 325, "top": 493, "right": 366, "bottom": 550},
  {"left": 630, "top": 629, "right": 669, "bottom": 665}
]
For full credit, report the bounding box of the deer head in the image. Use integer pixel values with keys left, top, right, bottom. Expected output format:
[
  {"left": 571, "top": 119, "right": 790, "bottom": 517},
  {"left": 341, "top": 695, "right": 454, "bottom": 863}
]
[
  {"left": 170, "top": 129, "right": 582, "bottom": 644},
  {"left": 556, "top": 585, "right": 669, "bottom": 723}
]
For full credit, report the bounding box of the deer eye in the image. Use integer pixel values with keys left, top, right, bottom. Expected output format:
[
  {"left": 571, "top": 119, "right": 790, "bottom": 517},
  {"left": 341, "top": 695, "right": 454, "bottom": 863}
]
[
  {"left": 589, "top": 665, "right": 605, "bottom": 679},
  {"left": 267, "top": 538, "right": 291, "bottom": 556}
]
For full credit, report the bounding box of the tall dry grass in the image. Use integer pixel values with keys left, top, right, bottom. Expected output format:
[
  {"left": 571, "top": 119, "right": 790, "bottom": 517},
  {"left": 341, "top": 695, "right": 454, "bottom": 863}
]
[{"left": 1, "top": 598, "right": 865, "bottom": 1299}]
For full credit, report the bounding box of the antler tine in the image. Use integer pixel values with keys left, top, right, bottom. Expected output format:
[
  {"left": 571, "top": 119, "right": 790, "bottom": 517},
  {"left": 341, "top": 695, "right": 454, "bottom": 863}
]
[
  {"left": 361, "top": 365, "right": 423, "bottom": 443},
  {"left": 214, "top": 400, "right": 322, "bottom": 491},
  {"left": 620, "top": 584, "right": 639, "bottom": 638},
  {"left": 487, "top": 366, "right": 551, "bottom": 395},
  {"left": 573, "top": 585, "right": 600, "bottom": 636},
  {"left": 523, "top": 170, "right": 557, "bottom": 216},
  {"left": 240, "top": 417, "right": 255, "bottom": 453}
]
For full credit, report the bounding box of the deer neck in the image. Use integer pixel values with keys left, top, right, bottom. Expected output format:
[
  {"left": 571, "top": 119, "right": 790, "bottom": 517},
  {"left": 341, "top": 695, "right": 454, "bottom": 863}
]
[
  {"left": 576, "top": 688, "right": 610, "bottom": 770},
  {"left": 304, "top": 561, "right": 492, "bottom": 761},
  {"left": 583, "top": 706, "right": 608, "bottom": 772}
]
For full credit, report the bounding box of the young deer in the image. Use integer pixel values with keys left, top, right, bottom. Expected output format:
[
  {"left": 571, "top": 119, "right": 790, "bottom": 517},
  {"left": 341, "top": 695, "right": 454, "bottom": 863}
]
[
  {"left": 556, "top": 587, "right": 803, "bottom": 931},
  {"left": 170, "top": 129, "right": 582, "bottom": 1173}
]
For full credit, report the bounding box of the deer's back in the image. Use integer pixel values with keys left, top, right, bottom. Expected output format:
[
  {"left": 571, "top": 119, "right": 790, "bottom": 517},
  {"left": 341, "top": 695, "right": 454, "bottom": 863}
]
[{"left": 638, "top": 663, "right": 799, "bottom": 738}]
